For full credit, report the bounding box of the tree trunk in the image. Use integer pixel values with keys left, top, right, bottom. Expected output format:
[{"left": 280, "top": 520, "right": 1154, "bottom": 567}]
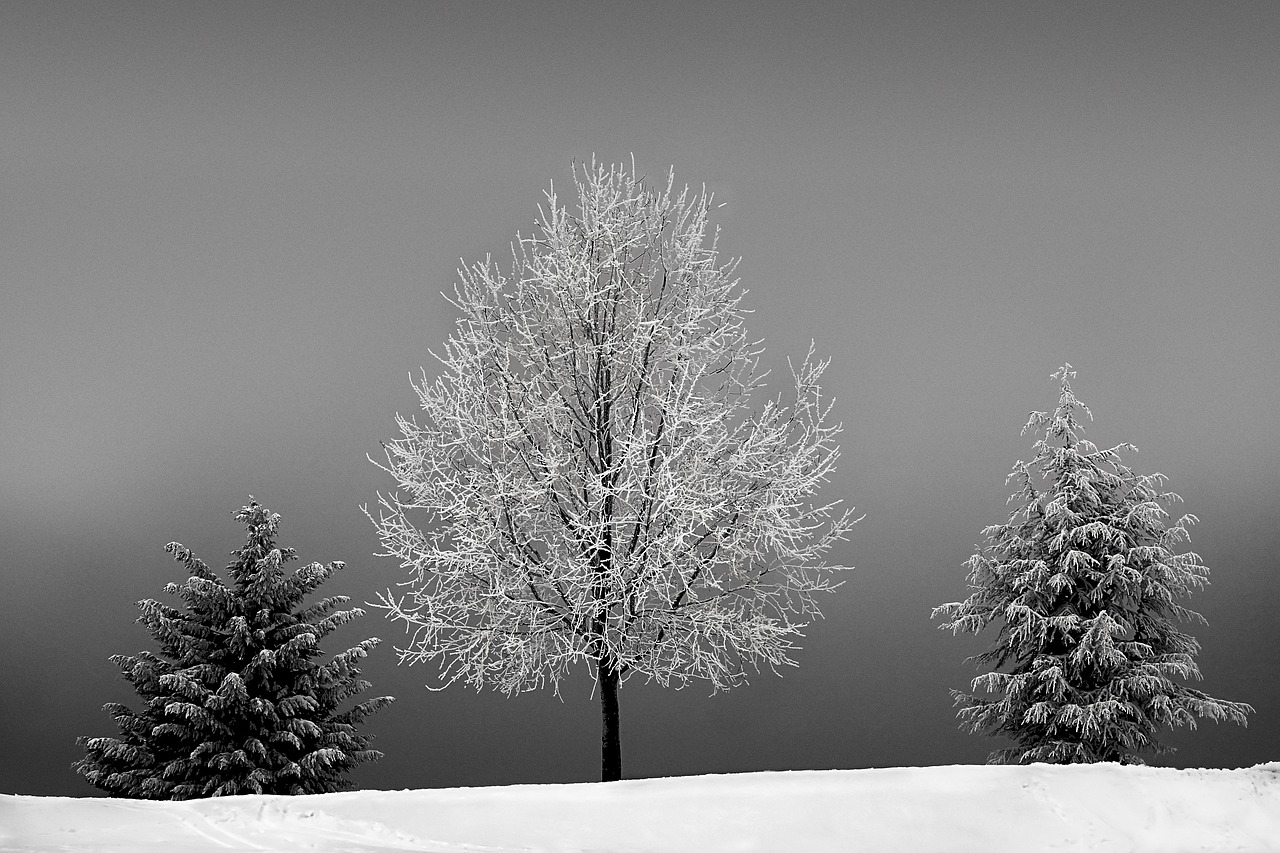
[{"left": 599, "top": 657, "right": 622, "bottom": 782}]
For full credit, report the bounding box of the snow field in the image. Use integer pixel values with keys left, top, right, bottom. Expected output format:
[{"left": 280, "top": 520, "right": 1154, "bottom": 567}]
[{"left": 4, "top": 763, "right": 1279, "bottom": 853}]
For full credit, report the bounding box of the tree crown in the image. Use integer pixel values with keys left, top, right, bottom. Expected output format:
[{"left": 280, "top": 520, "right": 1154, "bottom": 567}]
[
  {"left": 368, "top": 160, "right": 857, "bottom": 696},
  {"left": 76, "top": 500, "right": 392, "bottom": 798},
  {"left": 934, "top": 365, "right": 1250, "bottom": 763}
]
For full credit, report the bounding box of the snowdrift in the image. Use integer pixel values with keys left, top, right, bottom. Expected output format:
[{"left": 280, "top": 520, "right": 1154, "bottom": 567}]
[{"left": 4, "top": 763, "right": 1279, "bottom": 852}]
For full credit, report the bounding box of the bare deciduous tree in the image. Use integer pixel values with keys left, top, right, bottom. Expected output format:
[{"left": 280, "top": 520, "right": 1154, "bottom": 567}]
[{"left": 367, "top": 160, "right": 857, "bottom": 781}]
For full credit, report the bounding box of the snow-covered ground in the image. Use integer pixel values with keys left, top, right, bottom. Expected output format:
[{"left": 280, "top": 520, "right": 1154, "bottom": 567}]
[{"left": 4, "top": 763, "right": 1279, "bottom": 852}]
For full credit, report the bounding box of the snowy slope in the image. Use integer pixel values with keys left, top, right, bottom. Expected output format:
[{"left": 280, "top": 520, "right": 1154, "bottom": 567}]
[{"left": 4, "top": 763, "right": 1279, "bottom": 852}]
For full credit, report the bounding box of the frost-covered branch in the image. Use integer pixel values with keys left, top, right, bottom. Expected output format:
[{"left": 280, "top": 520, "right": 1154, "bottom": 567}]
[{"left": 367, "top": 161, "right": 858, "bottom": 704}]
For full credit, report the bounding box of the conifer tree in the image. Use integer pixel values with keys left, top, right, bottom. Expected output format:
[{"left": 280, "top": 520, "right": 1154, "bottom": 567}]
[
  {"left": 75, "top": 500, "right": 393, "bottom": 798},
  {"left": 934, "top": 365, "right": 1251, "bottom": 764}
]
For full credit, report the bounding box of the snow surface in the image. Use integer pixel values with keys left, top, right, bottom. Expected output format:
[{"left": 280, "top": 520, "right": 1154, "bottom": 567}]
[{"left": 4, "top": 763, "right": 1279, "bottom": 852}]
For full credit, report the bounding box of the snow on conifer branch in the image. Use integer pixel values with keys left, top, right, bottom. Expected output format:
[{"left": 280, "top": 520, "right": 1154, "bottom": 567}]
[
  {"left": 933, "top": 365, "right": 1251, "bottom": 764},
  {"left": 75, "top": 501, "right": 393, "bottom": 798}
]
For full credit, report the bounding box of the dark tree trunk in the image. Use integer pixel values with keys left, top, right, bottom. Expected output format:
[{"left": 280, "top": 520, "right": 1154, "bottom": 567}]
[{"left": 599, "top": 656, "right": 622, "bottom": 782}]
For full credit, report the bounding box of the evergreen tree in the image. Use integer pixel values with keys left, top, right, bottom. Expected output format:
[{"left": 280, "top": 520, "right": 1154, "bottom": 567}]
[
  {"left": 934, "top": 365, "right": 1251, "bottom": 764},
  {"left": 75, "top": 500, "right": 393, "bottom": 798}
]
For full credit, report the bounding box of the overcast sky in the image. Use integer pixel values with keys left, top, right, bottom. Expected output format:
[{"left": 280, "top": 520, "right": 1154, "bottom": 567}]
[{"left": 3, "top": 1, "right": 1278, "bottom": 796}]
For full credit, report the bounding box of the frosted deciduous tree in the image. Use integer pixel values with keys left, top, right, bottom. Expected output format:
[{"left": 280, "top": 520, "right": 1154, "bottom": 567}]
[
  {"left": 934, "top": 365, "right": 1251, "bottom": 764},
  {"left": 368, "top": 160, "right": 856, "bottom": 781},
  {"left": 76, "top": 501, "right": 393, "bottom": 798}
]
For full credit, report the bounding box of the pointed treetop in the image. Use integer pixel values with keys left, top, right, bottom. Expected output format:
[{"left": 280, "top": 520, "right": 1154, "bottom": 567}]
[{"left": 1025, "top": 363, "right": 1093, "bottom": 448}]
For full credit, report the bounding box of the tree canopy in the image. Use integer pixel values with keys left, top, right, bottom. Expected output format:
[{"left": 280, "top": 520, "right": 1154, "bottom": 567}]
[
  {"left": 934, "top": 365, "right": 1251, "bottom": 763},
  {"left": 76, "top": 501, "right": 393, "bottom": 797},
  {"left": 368, "top": 160, "right": 857, "bottom": 779}
]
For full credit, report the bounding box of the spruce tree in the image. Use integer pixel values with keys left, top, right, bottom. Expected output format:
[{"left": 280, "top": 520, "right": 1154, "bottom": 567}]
[
  {"left": 75, "top": 500, "right": 393, "bottom": 798},
  {"left": 934, "top": 365, "right": 1251, "bottom": 764}
]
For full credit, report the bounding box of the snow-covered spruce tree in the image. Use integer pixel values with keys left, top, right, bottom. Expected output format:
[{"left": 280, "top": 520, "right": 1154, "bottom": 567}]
[
  {"left": 75, "top": 500, "right": 393, "bottom": 798},
  {"left": 368, "top": 160, "right": 856, "bottom": 782},
  {"left": 934, "top": 365, "right": 1251, "bottom": 764}
]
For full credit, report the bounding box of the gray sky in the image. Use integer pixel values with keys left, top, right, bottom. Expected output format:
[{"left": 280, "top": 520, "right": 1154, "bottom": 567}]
[{"left": 3, "top": 1, "right": 1277, "bottom": 795}]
